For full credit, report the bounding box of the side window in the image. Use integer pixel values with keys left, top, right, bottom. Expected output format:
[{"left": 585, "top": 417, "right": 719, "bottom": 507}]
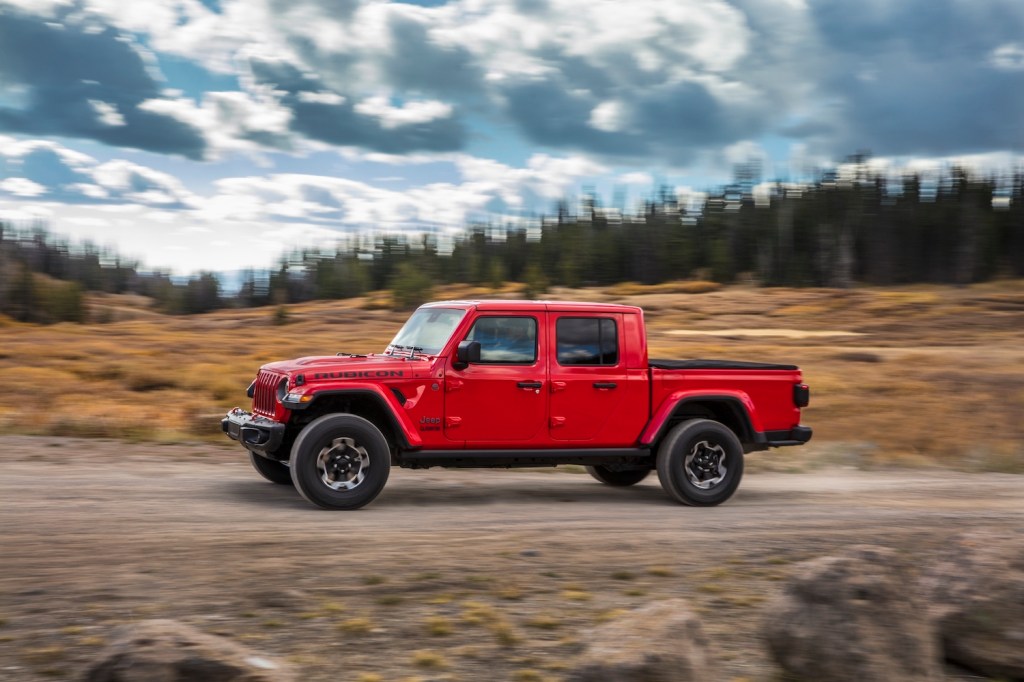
[
  {"left": 466, "top": 316, "right": 538, "bottom": 364},
  {"left": 556, "top": 317, "right": 618, "bottom": 366}
]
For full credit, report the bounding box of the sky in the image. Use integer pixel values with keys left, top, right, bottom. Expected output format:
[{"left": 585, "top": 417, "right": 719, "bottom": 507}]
[{"left": 0, "top": 0, "right": 1022, "bottom": 274}]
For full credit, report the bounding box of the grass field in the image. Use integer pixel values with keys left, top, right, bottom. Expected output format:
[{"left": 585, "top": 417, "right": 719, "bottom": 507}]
[{"left": 1, "top": 280, "right": 1022, "bottom": 470}]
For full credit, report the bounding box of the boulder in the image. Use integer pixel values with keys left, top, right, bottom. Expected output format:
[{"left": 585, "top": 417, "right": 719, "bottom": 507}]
[
  {"left": 83, "top": 619, "right": 295, "bottom": 682},
  {"left": 762, "top": 545, "right": 941, "bottom": 682},
  {"left": 567, "top": 599, "right": 718, "bottom": 682},
  {"left": 923, "top": 530, "right": 1024, "bottom": 680}
]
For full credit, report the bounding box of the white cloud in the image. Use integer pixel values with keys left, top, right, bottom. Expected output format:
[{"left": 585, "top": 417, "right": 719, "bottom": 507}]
[
  {"left": 990, "top": 43, "right": 1024, "bottom": 71},
  {"left": 0, "top": 137, "right": 96, "bottom": 166},
  {"left": 617, "top": 172, "right": 653, "bottom": 186},
  {"left": 882, "top": 151, "right": 1024, "bottom": 177},
  {"left": 724, "top": 140, "right": 770, "bottom": 168},
  {"left": 432, "top": 0, "right": 751, "bottom": 82},
  {"left": 297, "top": 91, "right": 346, "bottom": 105},
  {"left": 0, "top": 0, "right": 73, "bottom": 15},
  {"left": 50, "top": 0, "right": 767, "bottom": 159},
  {"left": 142, "top": 210, "right": 179, "bottom": 224},
  {"left": 78, "top": 0, "right": 254, "bottom": 73},
  {"left": 353, "top": 96, "right": 454, "bottom": 129},
  {"left": 3, "top": 0, "right": 1014, "bottom": 166},
  {"left": 210, "top": 172, "right": 487, "bottom": 229},
  {"left": 68, "top": 183, "right": 109, "bottom": 199},
  {"left": 0, "top": 177, "right": 47, "bottom": 197},
  {"left": 455, "top": 153, "right": 607, "bottom": 207},
  {"left": 0, "top": 201, "right": 53, "bottom": 221},
  {"left": 347, "top": 150, "right": 459, "bottom": 166},
  {"left": 88, "top": 99, "right": 126, "bottom": 127},
  {"left": 90, "top": 159, "right": 199, "bottom": 207},
  {"left": 589, "top": 101, "right": 628, "bottom": 133},
  {"left": 138, "top": 89, "right": 293, "bottom": 158}
]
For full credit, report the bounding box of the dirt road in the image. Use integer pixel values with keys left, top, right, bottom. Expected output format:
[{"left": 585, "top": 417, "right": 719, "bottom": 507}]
[{"left": 1, "top": 436, "right": 1022, "bottom": 681}]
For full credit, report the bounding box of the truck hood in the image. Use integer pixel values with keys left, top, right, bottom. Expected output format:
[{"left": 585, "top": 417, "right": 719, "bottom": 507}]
[{"left": 261, "top": 354, "right": 427, "bottom": 380}]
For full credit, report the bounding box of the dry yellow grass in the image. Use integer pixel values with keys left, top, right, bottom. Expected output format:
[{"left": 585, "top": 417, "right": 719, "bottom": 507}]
[
  {"left": 0, "top": 282, "right": 1022, "bottom": 468},
  {"left": 606, "top": 280, "right": 722, "bottom": 296}
]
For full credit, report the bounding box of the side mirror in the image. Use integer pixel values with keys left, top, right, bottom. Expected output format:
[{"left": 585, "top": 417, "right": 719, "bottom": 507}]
[{"left": 454, "top": 340, "right": 481, "bottom": 369}]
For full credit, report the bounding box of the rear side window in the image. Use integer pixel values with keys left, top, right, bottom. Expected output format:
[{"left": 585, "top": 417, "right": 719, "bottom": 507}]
[
  {"left": 466, "top": 316, "right": 538, "bottom": 364},
  {"left": 556, "top": 317, "right": 618, "bottom": 366}
]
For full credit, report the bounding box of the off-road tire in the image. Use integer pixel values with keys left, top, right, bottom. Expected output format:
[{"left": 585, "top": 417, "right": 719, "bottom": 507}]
[
  {"left": 290, "top": 414, "right": 391, "bottom": 510},
  {"left": 248, "top": 450, "right": 292, "bottom": 485},
  {"left": 656, "top": 419, "right": 744, "bottom": 506},
  {"left": 585, "top": 465, "right": 651, "bottom": 487}
]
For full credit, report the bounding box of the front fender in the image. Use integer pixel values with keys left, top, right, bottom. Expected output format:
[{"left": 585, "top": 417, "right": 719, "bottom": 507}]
[
  {"left": 283, "top": 382, "right": 423, "bottom": 448},
  {"left": 640, "top": 389, "right": 761, "bottom": 446}
]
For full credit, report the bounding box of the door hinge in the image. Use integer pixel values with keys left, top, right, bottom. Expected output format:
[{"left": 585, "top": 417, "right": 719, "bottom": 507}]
[
  {"left": 550, "top": 416, "right": 566, "bottom": 428},
  {"left": 445, "top": 416, "right": 462, "bottom": 428}
]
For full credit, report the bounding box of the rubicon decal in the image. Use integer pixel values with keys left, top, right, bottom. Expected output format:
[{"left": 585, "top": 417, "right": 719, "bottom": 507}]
[{"left": 313, "top": 370, "right": 405, "bottom": 379}]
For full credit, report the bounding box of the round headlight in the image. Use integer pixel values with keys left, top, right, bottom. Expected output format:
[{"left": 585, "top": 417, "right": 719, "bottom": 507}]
[{"left": 276, "top": 377, "right": 288, "bottom": 402}]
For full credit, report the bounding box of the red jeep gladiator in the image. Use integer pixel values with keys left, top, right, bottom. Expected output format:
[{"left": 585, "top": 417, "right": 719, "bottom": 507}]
[{"left": 223, "top": 301, "right": 811, "bottom": 509}]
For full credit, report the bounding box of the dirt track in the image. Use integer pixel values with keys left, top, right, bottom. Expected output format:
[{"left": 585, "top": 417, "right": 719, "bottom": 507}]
[{"left": 1, "top": 436, "right": 1022, "bottom": 681}]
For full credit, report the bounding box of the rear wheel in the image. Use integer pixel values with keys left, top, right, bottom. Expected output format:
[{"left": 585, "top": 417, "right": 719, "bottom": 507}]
[
  {"left": 585, "top": 465, "right": 651, "bottom": 487},
  {"left": 656, "top": 419, "right": 744, "bottom": 506},
  {"left": 290, "top": 414, "right": 391, "bottom": 510},
  {"left": 248, "top": 451, "right": 292, "bottom": 485}
]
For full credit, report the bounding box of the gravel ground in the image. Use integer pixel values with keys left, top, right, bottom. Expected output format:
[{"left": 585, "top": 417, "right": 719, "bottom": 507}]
[{"left": 1, "top": 436, "right": 1022, "bottom": 681}]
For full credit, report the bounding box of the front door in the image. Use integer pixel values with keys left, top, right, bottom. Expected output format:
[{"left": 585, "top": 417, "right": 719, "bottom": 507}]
[{"left": 444, "top": 314, "right": 548, "bottom": 444}]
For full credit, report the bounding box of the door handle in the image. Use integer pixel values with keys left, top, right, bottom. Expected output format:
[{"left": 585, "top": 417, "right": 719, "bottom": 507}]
[
  {"left": 517, "top": 381, "right": 543, "bottom": 389},
  {"left": 593, "top": 382, "right": 618, "bottom": 389}
]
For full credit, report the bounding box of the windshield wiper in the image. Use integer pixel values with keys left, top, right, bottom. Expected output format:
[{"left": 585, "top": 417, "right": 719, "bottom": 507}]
[{"left": 387, "top": 344, "right": 426, "bottom": 359}]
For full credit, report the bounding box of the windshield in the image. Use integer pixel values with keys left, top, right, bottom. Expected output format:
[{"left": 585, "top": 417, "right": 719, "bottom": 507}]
[{"left": 386, "top": 308, "right": 466, "bottom": 356}]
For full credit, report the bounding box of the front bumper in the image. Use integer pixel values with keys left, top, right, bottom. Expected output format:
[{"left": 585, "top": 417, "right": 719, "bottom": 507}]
[{"left": 221, "top": 408, "right": 286, "bottom": 457}]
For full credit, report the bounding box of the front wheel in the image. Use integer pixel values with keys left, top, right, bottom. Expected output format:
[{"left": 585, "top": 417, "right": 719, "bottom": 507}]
[
  {"left": 249, "top": 450, "right": 292, "bottom": 485},
  {"left": 585, "top": 465, "right": 651, "bottom": 487},
  {"left": 290, "top": 414, "right": 391, "bottom": 510},
  {"left": 656, "top": 419, "right": 744, "bottom": 506}
]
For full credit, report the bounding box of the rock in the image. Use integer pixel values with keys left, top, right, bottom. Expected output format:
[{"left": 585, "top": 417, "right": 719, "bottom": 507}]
[
  {"left": 762, "top": 545, "right": 941, "bottom": 682},
  {"left": 83, "top": 619, "right": 295, "bottom": 682},
  {"left": 567, "top": 599, "right": 718, "bottom": 682},
  {"left": 923, "top": 530, "right": 1024, "bottom": 680}
]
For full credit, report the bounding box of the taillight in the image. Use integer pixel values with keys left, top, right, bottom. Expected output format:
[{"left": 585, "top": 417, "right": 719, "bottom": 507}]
[{"left": 793, "top": 383, "right": 810, "bottom": 408}]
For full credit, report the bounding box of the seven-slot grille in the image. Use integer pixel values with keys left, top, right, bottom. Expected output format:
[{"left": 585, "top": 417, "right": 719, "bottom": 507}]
[{"left": 253, "top": 369, "right": 285, "bottom": 416}]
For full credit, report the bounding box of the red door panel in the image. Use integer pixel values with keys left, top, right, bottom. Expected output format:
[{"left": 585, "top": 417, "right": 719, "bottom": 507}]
[
  {"left": 444, "top": 314, "right": 548, "bottom": 444},
  {"left": 548, "top": 313, "right": 648, "bottom": 445}
]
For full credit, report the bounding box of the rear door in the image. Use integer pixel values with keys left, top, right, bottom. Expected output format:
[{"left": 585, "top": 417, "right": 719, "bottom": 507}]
[{"left": 547, "top": 313, "right": 648, "bottom": 444}]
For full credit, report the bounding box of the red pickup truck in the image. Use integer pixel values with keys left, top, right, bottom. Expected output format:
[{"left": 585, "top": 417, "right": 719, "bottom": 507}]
[{"left": 223, "top": 300, "right": 811, "bottom": 509}]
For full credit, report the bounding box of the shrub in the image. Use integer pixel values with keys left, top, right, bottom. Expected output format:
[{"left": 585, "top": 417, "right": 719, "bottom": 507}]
[
  {"left": 272, "top": 306, "right": 290, "bottom": 326},
  {"left": 389, "top": 262, "right": 434, "bottom": 311}
]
